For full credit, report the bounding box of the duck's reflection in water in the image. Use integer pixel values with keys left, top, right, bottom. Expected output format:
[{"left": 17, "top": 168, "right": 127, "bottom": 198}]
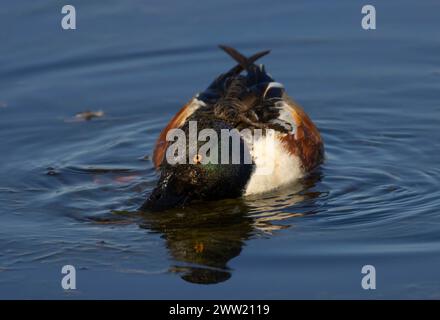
[{"left": 139, "top": 172, "right": 322, "bottom": 285}]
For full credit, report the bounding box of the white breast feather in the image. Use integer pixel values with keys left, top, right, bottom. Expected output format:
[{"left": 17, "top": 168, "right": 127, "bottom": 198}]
[{"left": 244, "top": 132, "right": 304, "bottom": 195}]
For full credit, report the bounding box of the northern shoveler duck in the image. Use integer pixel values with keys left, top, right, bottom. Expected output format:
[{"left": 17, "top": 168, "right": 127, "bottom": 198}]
[{"left": 142, "top": 45, "right": 324, "bottom": 211}]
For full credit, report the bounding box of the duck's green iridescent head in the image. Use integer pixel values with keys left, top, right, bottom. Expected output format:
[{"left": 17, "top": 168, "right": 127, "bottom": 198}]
[{"left": 142, "top": 119, "right": 254, "bottom": 211}]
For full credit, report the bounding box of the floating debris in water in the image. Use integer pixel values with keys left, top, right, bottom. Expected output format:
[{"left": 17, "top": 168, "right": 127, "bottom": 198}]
[
  {"left": 114, "top": 175, "right": 138, "bottom": 183},
  {"left": 92, "top": 174, "right": 139, "bottom": 185},
  {"left": 74, "top": 110, "right": 104, "bottom": 121},
  {"left": 46, "top": 167, "right": 59, "bottom": 176},
  {"left": 139, "top": 154, "right": 150, "bottom": 161}
]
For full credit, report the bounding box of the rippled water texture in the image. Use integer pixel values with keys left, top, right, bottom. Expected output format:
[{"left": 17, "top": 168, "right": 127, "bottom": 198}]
[{"left": 1, "top": 0, "right": 440, "bottom": 298}]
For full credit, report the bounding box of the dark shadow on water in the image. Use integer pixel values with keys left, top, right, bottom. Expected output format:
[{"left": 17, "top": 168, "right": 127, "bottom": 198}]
[
  {"left": 135, "top": 171, "right": 323, "bottom": 285},
  {"left": 139, "top": 199, "right": 253, "bottom": 284}
]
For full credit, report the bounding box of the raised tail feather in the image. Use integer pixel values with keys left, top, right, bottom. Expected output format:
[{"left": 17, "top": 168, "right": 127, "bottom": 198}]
[
  {"left": 203, "top": 45, "right": 272, "bottom": 96},
  {"left": 219, "top": 45, "right": 270, "bottom": 73}
]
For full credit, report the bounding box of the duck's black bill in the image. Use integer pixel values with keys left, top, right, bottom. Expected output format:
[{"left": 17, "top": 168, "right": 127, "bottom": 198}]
[{"left": 141, "top": 181, "right": 188, "bottom": 212}]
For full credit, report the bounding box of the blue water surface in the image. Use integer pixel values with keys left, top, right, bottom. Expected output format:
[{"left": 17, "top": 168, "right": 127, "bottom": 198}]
[{"left": 0, "top": 0, "right": 439, "bottom": 298}]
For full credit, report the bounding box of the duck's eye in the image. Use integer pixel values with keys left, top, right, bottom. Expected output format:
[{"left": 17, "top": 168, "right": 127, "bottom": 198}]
[{"left": 193, "top": 154, "right": 203, "bottom": 164}]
